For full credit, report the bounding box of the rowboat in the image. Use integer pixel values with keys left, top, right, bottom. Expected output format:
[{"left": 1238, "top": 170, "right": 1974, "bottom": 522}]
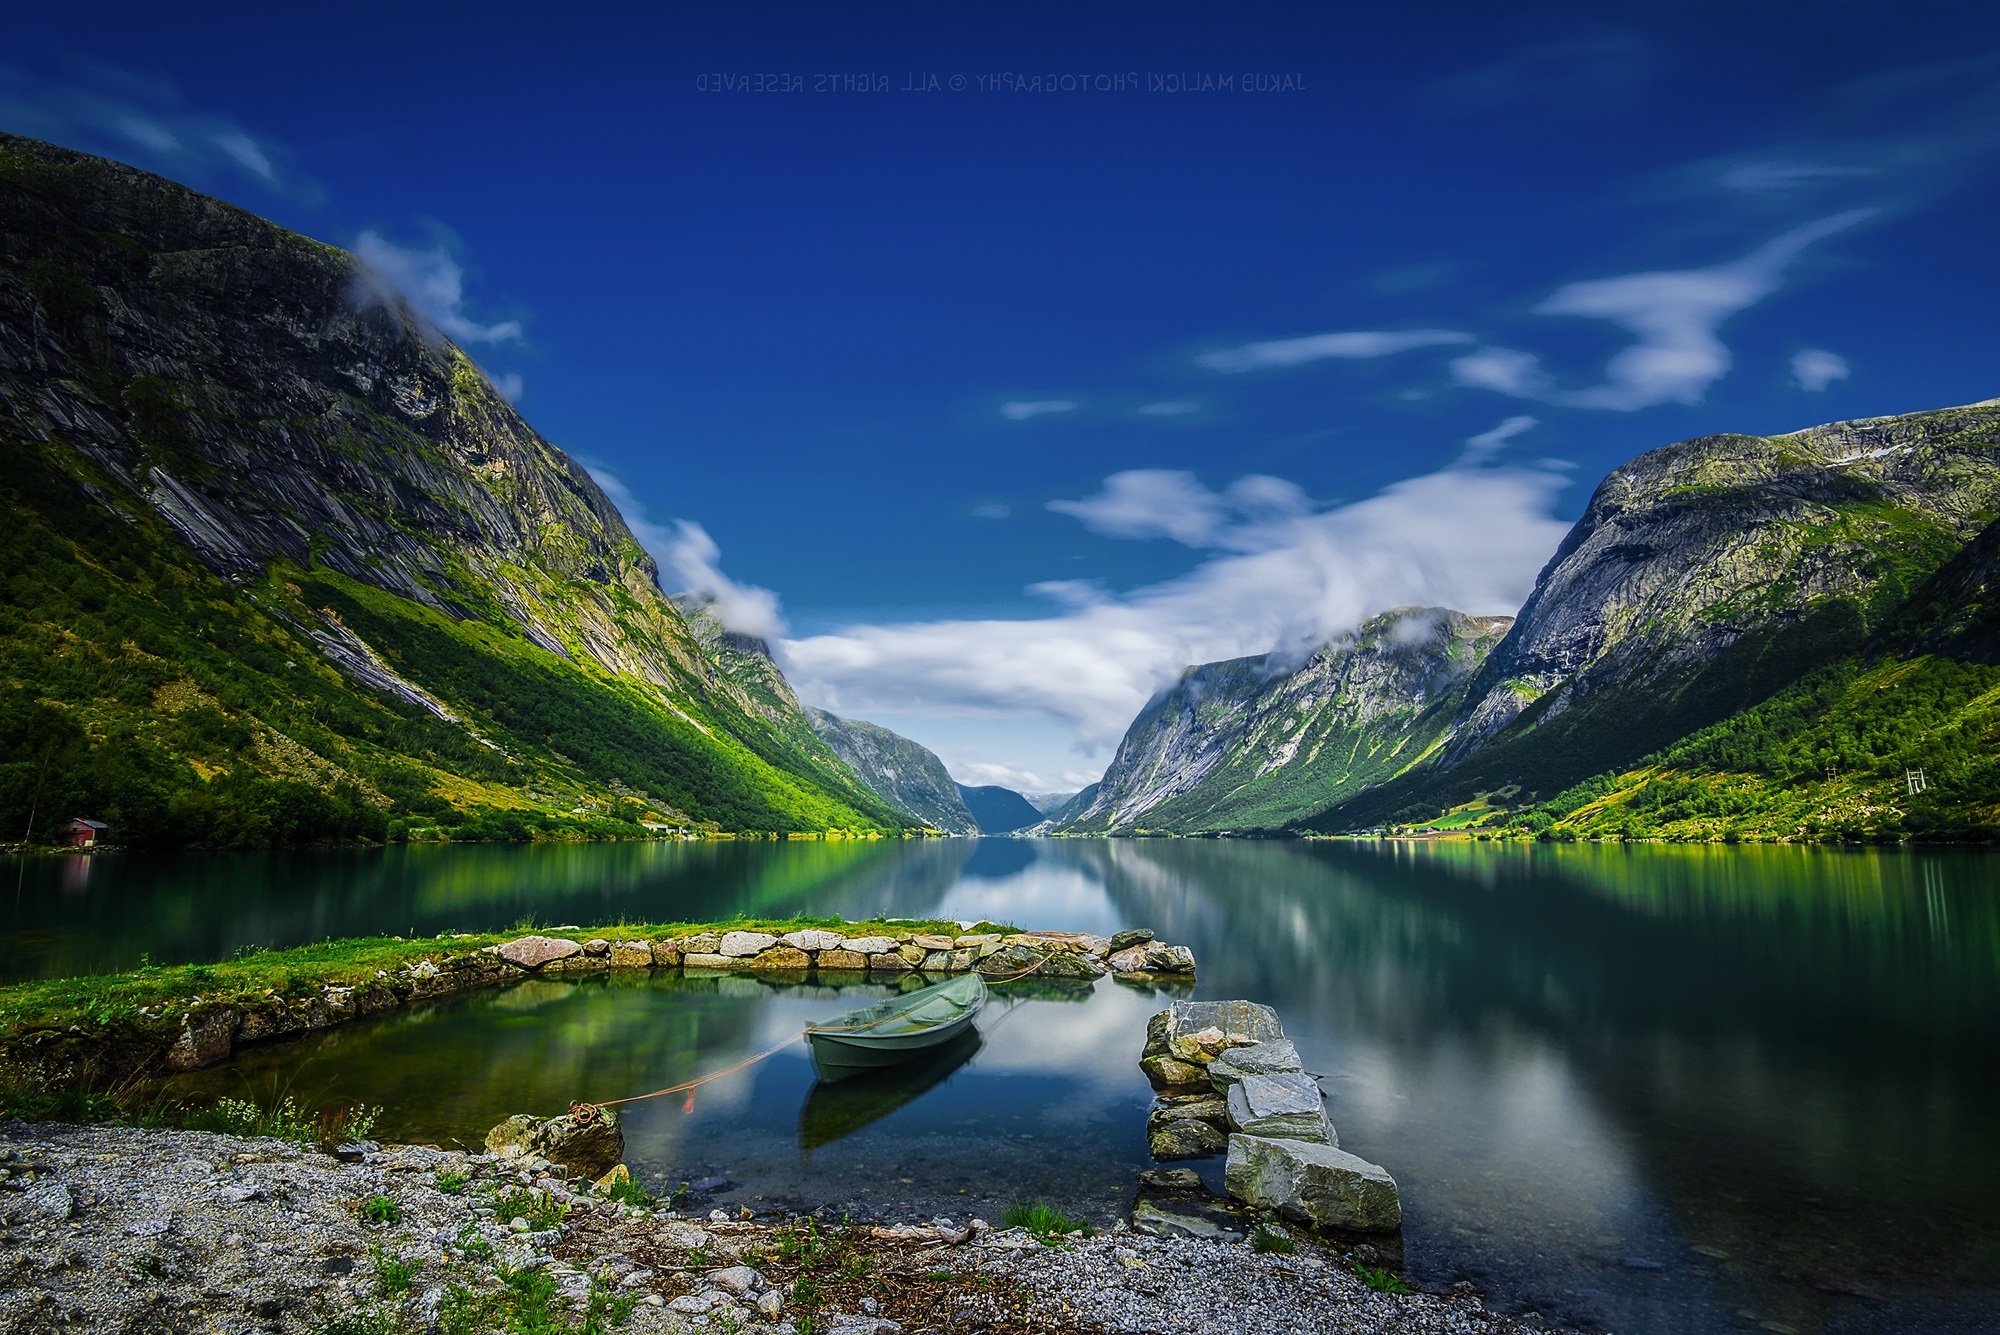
[
  {"left": 799, "top": 1027, "right": 982, "bottom": 1151},
  {"left": 805, "top": 972, "right": 988, "bottom": 1082}
]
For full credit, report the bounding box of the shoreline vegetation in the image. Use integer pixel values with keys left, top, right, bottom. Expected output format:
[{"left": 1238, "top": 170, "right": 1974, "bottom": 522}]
[{"left": 0, "top": 918, "right": 1198, "bottom": 1131}]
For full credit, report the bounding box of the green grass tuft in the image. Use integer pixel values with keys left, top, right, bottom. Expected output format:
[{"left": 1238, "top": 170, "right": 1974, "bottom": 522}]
[
  {"left": 1250, "top": 1222, "right": 1298, "bottom": 1254},
  {"left": 1001, "top": 1199, "right": 1092, "bottom": 1243}
]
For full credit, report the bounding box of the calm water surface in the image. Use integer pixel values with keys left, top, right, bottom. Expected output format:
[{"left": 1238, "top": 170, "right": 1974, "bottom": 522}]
[{"left": 6, "top": 838, "right": 1998, "bottom": 1335}]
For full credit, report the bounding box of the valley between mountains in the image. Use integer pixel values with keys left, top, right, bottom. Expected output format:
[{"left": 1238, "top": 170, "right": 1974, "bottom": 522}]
[{"left": 3, "top": 131, "right": 1996, "bottom": 848}]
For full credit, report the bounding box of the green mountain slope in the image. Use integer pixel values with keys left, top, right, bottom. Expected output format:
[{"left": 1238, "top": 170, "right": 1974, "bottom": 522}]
[
  {"left": 1502, "top": 515, "right": 2000, "bottom": 842},
  {"left": 1304, "top": 401, "right": 2000, "bottom": 832},
  {"left": 0, "top": 133, "right": 906, "bottom": 845},
  {"left": 1062, "top": 608, "right": 1511, "bottom": 833},
  {"left": 804, "top": 707, "right": 981, "bottom": 835}
]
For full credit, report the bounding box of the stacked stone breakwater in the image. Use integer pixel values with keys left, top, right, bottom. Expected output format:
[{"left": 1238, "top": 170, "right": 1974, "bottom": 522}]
[
  {"left": 4, "top": 925, "right": 1196, "bottom": 1087},
  {"left": 1140, "top": 999, "right": 1402, "bottom": 1234}
]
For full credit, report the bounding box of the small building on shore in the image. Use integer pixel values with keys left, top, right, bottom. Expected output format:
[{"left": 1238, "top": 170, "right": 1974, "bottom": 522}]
[{"left": 64, "top": 818, "right": 109, "bottom": 848}]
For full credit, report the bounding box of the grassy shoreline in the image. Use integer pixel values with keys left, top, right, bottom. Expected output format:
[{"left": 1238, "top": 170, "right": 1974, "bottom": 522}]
[
  {"left": 0, "top": 913, "right": 1013, "bottom": 1034},
  {"left": 0, "top": 914, "right": 1024, "bottom": 1125}
]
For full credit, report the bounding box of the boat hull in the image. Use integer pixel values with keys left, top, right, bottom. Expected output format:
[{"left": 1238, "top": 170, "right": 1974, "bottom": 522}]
[
  {"left": 805, "top": 973, "right": 988, "bottom": 1082},
  {"left": 808, "top": 1008, "right": 979, "bottom": 1080}
]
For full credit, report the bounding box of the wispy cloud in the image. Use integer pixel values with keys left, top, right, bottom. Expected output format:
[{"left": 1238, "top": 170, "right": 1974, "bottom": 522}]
[
  {"left": 1197, "top": 329, "right": 1472, "bottom": 373},
  {"left": 1450, "top": 347, "right": 1552, "bottom": 397},
  {"left": 352, "top": 230, "right": 525, "bottom": 346},
  {"left": 1455, "top": 415, "right": 1538, "bottom": 467},
  {"left": 1791, "top": 348, "right": 1851, "bottom": 392},
  {"left": 1723, "top": 161, "right": 1877, "bottom": 192},
  {"left": 1420, "top": 34, "right": 1657, "bottom": 115},
  {"left": 0, "top": 60, "right": 307, "bottom": 198},
  {"left": 971, "top": 502, "right": 1012, "bottom": 520},
  {"left": 1000, "top": 399, "right": 1078, "bottom": 420},
  {"left": 1138, "top": 401, "right": 1199, "bottom": 416},
  {"left": 1047, "top": 470, "right": 1311, "bottom": 548},
  {"left": 588, "top": 468, "right": 786, "bottom": 638},
  {"left": 784, "top": 461, "right": 1572, "bottom": 750},
  {"left": 1520, "top": 210, "right": 1876, "bottom": 411}
]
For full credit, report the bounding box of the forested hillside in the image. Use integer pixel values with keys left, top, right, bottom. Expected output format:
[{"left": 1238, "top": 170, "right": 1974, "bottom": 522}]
[{"left": 0, "top": 133, "right": 908, "bottom": 847}]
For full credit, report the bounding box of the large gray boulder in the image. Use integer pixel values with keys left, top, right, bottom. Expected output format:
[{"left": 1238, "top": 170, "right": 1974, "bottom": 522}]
[
  {"left": 1224, "top": 1134, "right": 1401, "bottom": 1233},
  {"left": 719, "top": 931, "right": 780, "bottom": 958},
  {"left": 1225, "top": 1072, "right": 1335, "bottom": 1145},
  {"left": 496, "top": 936, "right": 582, "bottom": 969},
  {"left": 1147, "top": 1093, "right": 1230, "bottom": 1160},
  {"left": 1142, "top": 1000, "right": 1284, "bottom": 1067},
  {"left": 1207, "top": 1039, "right": 1304, "bottom": 1092}
]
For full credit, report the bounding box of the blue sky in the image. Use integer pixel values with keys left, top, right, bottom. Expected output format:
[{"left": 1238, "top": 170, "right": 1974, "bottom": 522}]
[{"left": 6, "top": 3, "right": 1999, "bottom": 789}]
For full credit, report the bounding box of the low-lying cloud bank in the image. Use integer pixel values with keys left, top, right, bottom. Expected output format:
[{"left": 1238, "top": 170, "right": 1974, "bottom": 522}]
[{"left": 781, "top": 456, "right": 1572, "bottom": 752}]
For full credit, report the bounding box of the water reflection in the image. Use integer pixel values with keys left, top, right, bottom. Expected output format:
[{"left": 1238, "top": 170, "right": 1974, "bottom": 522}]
[
  {"left": 29, "top": 838, "right": 2000, "bottom": 1334},
  {"left": 799, "top": 1028, "right": 982, "bottom": 1153}
]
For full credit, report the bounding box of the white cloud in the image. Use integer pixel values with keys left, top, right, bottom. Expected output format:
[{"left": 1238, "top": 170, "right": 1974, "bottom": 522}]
[
  {"left": 1530, "top": 210, "right": 1875, "bottom": 411},
  {"left": 970, "top": 502, "right": 1011, "bottom": 520},
  {"left": 1000, "top": 399, "right": 1078, "bottom": 420},
  {"left": 1138, "top": 400, "right": 1199, "bottom": 416},
  {"left": 1198, "top": 328, "right": 1473, "bottom": 372},
  {"left": 116, "top": 115, "right": 179, "bottom": 152},
  {"left": 212, "top": 131, "right": 274, "bottom": 180},
  {"left": 587, "top": 468, "right": 787, "bottom": 638},
  {"left": 1791, "top": 348, "right": 1851, "bottom": 392},
  {"left": 955, "top": 760, "right": 1061, "bottom": 791},
  {"left": 782, "top": 461, "right": 1572, "bottom": 752},
  {"left": 1450, "top": 347, "right": 1552, "bottom": 397},
  {"left": 1722, "top": 161, "right": 1875, "bottom": 192},
  {"left": 352, "top": 231, "right": 525, "bottom": 345},
  {"left": 1046, "top": 470, "right": 1311, "bottom": 549},
  {"left": 1455, "top": 415, "right": 1538, "bottom": 466},
  {"left": 487, "top": 370, "right": 525, "bottom": 402},
  {"left": 1046, "top": 470, "right": 1229, "bottom": 546},
  {"left": 0, "top": 62, "right": 304, "bottom": 197}
]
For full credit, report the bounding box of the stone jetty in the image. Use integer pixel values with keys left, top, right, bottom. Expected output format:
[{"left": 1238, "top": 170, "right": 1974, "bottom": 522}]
[
  {"left": 1139, "top": 999, "right": 1402, "bottom": 1234},
  {"left": 495, "top": 925, "right": 1195, "bottom": 983},
  {"left": 11, "top": 924, "right": 1196, "bottom": 1086}
]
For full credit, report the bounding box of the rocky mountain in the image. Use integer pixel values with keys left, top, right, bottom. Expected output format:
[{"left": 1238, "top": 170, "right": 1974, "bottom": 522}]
[
  {"left": 0, "top": 133, "right": 905, "bottom": 845},
  {"left": 1308, "top": 400, "right": 2000, "bottom": 831},
  {"left": 804, "top": 708, "right": 981, "bottom": 834},
  {"left": 1061, "top": 608, "right": 1512, "bottom": 833},
  {"left": 1501, "top": 511, "right": 2000, "bottom": 842},
  {"left": 955, "top": 784, "right": 1045, "bottom": 834},
  {"left": 1022, "top": 790, "right": 1080, "bottom": 815}
]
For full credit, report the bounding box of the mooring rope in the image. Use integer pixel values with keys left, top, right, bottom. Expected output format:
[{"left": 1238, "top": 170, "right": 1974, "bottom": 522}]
[{"left": 581, "top": 945, "right": 1068, "bottom": 1111}]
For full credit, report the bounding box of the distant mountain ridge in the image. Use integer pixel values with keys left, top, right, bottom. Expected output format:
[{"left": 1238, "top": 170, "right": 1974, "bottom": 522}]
[
  {"left": 955, "top": 784, "right": 1044, "bottom": 834},
  {"left": 805, "top": 708, "right": 981, "bottom": 834},
  {"left": 1061, "top": 608, "right": 1511, "bottom": 833},
  {"left": 0, "top": 132, "right": 905, "bottom": 845},
  {"left": 1308, "top": 399, "right": 2000, "bottom": 831}
]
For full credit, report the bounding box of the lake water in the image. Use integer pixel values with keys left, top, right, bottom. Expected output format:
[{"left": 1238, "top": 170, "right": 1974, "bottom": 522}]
[{"left": 5, "top": 838, "right": 1998, "bottom": 1334}]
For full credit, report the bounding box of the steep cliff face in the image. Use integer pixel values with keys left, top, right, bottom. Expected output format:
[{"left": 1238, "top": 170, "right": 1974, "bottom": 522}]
[
  {"left": 1063, "top": 608, "right": 1511, "bottom": 833},
  {"left": 1308, "top": 400, "right": 2000, "bottom": 830},
  {"left": 804, "top": 708, "right": 981, "bottom": 834},
  {"left": 0, "top": 133, "right": 900, "bottom": 841},
  {"left": 1886, "top": 513, "right": 2000, "bottom": 664},
  {"left": 1502, "top": 515, "right": 2000, "bottom": 844}
]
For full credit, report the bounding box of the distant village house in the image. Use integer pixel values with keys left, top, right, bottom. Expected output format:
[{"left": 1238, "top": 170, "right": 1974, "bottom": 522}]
[{"left": 65, "top": 818, "right": 109, "bottom": 848}]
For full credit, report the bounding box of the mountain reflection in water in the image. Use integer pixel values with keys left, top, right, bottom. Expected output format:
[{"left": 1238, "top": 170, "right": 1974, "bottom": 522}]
[{"left": 15, "top": 838, "right": 2000, "bottom": 1335}]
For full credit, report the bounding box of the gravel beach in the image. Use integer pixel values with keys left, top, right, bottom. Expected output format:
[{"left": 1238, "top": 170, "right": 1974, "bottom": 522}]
[{"left": 0, "top": 1120, "right": 1545, "bottom": 1335}]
